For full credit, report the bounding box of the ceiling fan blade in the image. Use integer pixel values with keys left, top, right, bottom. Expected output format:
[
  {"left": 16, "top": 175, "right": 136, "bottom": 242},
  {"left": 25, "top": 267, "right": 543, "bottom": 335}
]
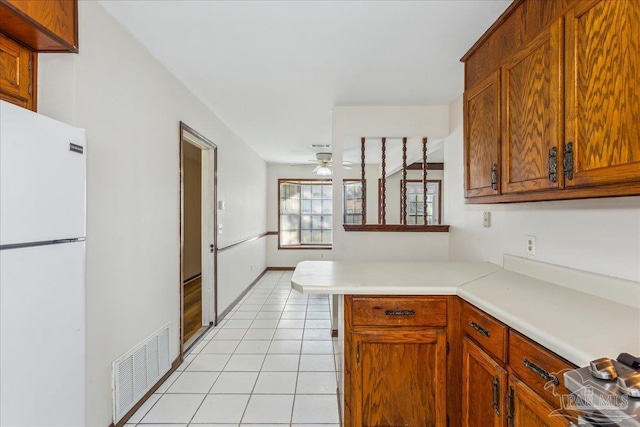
[
  {"left": 312, "top": 165, "right": 320, "bottom": 173},
  {"left": 290, "top": 163, "right": 314, "bottom": 167}
]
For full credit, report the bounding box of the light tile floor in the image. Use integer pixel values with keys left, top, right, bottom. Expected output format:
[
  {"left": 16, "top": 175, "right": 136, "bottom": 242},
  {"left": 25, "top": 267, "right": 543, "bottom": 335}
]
[{"left": 125, "top": 271, "right": 340, "bottom": 427}]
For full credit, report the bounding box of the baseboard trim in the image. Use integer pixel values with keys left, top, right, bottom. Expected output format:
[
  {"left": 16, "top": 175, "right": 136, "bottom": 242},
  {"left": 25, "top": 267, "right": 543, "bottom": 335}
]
[
  {"left": 109, "top": 356, "right": 182, "bottom": 427},
  {"left": 266, "top": 266, "right": 296, "bottom": 271},
  {"left": 217, "top": 268, "right": 269, "bottom": 323}
]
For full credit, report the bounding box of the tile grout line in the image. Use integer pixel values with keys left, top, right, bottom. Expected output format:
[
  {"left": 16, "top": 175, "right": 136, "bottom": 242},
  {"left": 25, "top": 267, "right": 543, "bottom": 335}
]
[{"left": 134, "top": 272, "right": 338, "bottom": 425}]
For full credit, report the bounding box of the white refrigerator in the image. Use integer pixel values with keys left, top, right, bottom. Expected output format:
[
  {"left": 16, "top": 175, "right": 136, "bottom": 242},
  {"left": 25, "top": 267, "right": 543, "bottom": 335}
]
[{"left": 0, "top": 101, "right": 86, "bottom": 426}]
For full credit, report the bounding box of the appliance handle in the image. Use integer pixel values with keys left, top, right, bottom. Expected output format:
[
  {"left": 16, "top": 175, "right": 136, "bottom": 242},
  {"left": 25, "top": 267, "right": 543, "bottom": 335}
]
[{"left": 0, "top": 237, "right": 84, "bottom": 251}]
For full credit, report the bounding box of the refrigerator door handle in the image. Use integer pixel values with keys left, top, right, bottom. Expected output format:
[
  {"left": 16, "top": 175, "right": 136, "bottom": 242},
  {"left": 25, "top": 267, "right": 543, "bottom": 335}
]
[{"left": 0, "top": 237, "right": 85, "bottom": 251}]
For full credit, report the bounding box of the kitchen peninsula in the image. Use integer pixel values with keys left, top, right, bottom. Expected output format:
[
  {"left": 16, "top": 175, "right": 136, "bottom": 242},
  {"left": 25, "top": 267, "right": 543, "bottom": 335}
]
[{"left": 292, "top": 256, "right": 640, "bottom": 427}]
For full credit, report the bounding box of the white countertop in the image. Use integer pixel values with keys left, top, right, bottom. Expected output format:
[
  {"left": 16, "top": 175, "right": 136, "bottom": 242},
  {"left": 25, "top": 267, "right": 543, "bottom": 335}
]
[
  {"left": 291, "top": 258, "right": 640, "bottom": 367},
  {"left": 290, "top": 260, "right": 501, "bottom": 295},
  {"left": 459, "top": 269, "right": 640, "bottom": 367}
]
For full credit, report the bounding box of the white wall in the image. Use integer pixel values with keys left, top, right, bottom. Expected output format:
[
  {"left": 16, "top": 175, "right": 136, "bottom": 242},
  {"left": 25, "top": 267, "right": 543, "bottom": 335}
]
[
  {"left": 218, "top": 238, "right": 267, "bottom": 312},
  {"left": 444, "top": 95, "right": 640, "bottom": 282},
  {"left": 332, "top": 106, "right": 451, "bottom": 261},
  {"left": 38, "top": 2, "right": 267, "bottom": 425}
]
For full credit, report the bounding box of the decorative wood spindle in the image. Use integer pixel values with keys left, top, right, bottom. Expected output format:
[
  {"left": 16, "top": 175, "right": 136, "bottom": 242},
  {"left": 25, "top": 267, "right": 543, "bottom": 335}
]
[
  {"left": 422, "top": 137, "right": 428, "bottom": 225},
  {"left": 402, "top": 137, "right": 408, "bottom": 225},
  {"left": 381, "top": 137, "right": 387, "bottom": 225},
  {"left": 361, "top": 137, "right": 366, "bottom": 225}
]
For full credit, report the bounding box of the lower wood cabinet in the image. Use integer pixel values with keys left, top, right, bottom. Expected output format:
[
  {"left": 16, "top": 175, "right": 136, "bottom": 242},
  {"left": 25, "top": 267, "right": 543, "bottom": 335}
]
[
  {"left": 341, "top": 297, "right": 578, "bottom": 427},
  {"left": 507, "top": 376, "right": 570, "bottom": 427},
  {"left": 344, "top": 295, "right": 448, "bottom": 427},
  {"left": 461, "top": 301, "right": 575, "bottom": 427},
  {"left": 462, "top": 337, "right": 507, "bottom": 427},
  {"left": 352, "top": 329, "right": 447, "bottom": 426}
]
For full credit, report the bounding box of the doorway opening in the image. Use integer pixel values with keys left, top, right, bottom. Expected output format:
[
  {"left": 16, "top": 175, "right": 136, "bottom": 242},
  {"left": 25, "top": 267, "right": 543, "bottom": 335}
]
[{"left": 180, "top": 122, "right": 217, "bottom": 354}]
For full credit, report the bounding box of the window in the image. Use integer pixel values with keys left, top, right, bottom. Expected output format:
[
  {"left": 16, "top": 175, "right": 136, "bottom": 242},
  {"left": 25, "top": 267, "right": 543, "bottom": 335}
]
[
  {"left": 343, "top": 180, "right": 363, "bottom": 224},
  {"left": 403, "top": 180, "right": 441, "bottom": 225},
  {"left": 279, "top": 180, "right": 332, "bottom": 248}
]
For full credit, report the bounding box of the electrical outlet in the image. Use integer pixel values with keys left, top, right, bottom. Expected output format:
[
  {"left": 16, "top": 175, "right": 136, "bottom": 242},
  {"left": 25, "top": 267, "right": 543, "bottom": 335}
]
[
  {"left": 483, "top": 212, "right": 491, "bottom": 228},
  {"left": 526, "top": 235, "right": 536, "bottom": 255}
]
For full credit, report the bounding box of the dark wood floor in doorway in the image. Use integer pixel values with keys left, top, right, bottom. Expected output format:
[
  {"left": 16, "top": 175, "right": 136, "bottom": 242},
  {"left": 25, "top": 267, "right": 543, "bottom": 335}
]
[{"left": 183, "top": 276, "right": 202, "bottom": 343}]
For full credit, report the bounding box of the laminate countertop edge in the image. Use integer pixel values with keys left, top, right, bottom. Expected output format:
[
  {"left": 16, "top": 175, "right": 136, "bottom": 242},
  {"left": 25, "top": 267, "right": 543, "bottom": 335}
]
[{"left": 291, "top": 260, "right": 640, "bottom": 367}]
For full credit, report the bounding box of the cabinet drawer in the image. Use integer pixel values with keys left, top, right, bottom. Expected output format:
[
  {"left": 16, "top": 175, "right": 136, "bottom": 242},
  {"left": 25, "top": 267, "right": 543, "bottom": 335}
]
[
  {"left": 351, "top": 296, "right": 447, "bottom": 327},
  {"left": 508, "top": 331, "right": 575, "bottom": 408},
  {"left": 461, "top": 302, "right": 508, "bottom": 363}
]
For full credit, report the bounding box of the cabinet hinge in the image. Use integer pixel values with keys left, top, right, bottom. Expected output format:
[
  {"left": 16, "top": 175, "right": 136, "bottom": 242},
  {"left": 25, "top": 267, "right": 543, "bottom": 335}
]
[
  {"left": 28, "top": 59, "right": 32, "bottom": 71},
  {"left": 356, "top": 342, "right": 360, "bottom": 363},
  {"left": 564, "top": 142, "right": 574, "bottom": 180},
  {"left": 548, "top": 147, "right": 557, "bottom": 183},
  {"left": 491, "top": 164, "right": 498, "bottom": 191},
  {"left": 28, "top": 84, "right": 32, "bottom": 95}
]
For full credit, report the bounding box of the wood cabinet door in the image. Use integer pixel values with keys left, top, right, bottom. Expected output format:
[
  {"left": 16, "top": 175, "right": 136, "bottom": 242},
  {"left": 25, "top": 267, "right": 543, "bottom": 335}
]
[
  {"left": 464, "top": 70, "right": 501, "bottom": 197},
  {"left": 501, "top": 19, "right": 563, "bottom": 194},
  {"left": 508, "top": 376, "right": 571, "bottom": 427},
  {"left": 462, "top": 337, "right": 507, "bottom": 427},
  {"left": 352, "top": 329, "right": 447, "bottom": 427},
  {"left": 0, "top": 33, "right": 33, "bottom": 110},
  {"left": 1, "top": 0, "right": 78, "bottom": 51},
  {"left": 565, "top": 0, "right": 640, "bottom": 188}
]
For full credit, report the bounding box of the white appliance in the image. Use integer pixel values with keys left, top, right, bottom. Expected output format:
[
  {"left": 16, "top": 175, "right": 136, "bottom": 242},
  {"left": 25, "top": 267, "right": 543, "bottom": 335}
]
[{"left": 0, "top": 101, "right": 86, "bottom": 426}]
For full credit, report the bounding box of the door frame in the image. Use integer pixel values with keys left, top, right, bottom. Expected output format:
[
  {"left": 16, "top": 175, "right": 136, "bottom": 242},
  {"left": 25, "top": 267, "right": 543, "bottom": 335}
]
[{"left": 179, "top": 122, "right": 218, "bottom": 356}]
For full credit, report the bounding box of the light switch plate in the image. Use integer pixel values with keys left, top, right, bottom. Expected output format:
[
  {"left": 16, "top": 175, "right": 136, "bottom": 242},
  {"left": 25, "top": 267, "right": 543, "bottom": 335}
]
[{"left": 483, "top": 212, "right": 491, "bottom": 228}]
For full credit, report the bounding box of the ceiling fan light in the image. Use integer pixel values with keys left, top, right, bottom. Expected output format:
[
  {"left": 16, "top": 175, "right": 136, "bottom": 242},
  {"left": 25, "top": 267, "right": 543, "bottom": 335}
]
[{"left": 316, "top": 166, "right": 332, "bottom": 176}]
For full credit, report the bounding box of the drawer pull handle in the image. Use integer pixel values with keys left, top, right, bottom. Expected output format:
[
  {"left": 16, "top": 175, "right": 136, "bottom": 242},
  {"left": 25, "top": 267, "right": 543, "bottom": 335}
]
[
  {"left": 385, "top": 309, "right": 415, "bottom": 316},
  {"left": 470, "top": 321, "right": 491, "bottom": 337},
  {"left": 524, "top": 359, "right": 559, "bottom": 386}
]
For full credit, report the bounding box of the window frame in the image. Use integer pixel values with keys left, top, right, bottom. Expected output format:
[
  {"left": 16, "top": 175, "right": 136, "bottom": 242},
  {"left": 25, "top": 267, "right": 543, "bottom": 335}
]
[
  {"left": 277, "top": 178, "right": 333, "bottom": 250},
  {"left": 400, "top": 179, "right": 442, "bottom": 225},
  {"left": 343, "top": 179, "right": 365, "bottom": 225}
]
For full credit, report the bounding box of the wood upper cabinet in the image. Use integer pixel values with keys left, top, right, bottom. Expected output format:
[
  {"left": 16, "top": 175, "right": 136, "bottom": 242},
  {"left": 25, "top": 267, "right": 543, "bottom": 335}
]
[
  {"left": 463, "top": 0, "right": 640, "bottom": 202},
  {"left": 0, "top": 0, "right": 78, "bottom": 52},
  {"left": 501, "top": 19, "right": 563, "bottom": 194},
  {"left": 0, "top": 33, "right": 35, "bottom": 110},
  {"left": 462, "top": 337, "right": 507, "bottom": 427},
  {"left": 464, "top": 70, "right": 501, "bottom": 197},
  {"left": 507, "top": 376, "right": 571, "bottom": 427},
  {"left": 343, "top": 295, "right": 448, "bottom": 427},
  {"left": 564, "top": 0, "right": 640, "bottom": 188}
]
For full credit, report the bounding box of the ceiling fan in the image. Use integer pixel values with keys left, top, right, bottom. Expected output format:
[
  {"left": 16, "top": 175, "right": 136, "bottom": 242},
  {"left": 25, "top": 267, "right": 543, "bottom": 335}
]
[{"left": 290, "top": 152, "right": 353, "bottom": 176}]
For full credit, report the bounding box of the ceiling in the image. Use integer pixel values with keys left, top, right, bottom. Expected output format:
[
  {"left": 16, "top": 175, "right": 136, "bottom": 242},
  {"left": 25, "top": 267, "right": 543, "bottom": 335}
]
[{"left": 100, "top": 0, "right": 511, "bottom": 164}]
